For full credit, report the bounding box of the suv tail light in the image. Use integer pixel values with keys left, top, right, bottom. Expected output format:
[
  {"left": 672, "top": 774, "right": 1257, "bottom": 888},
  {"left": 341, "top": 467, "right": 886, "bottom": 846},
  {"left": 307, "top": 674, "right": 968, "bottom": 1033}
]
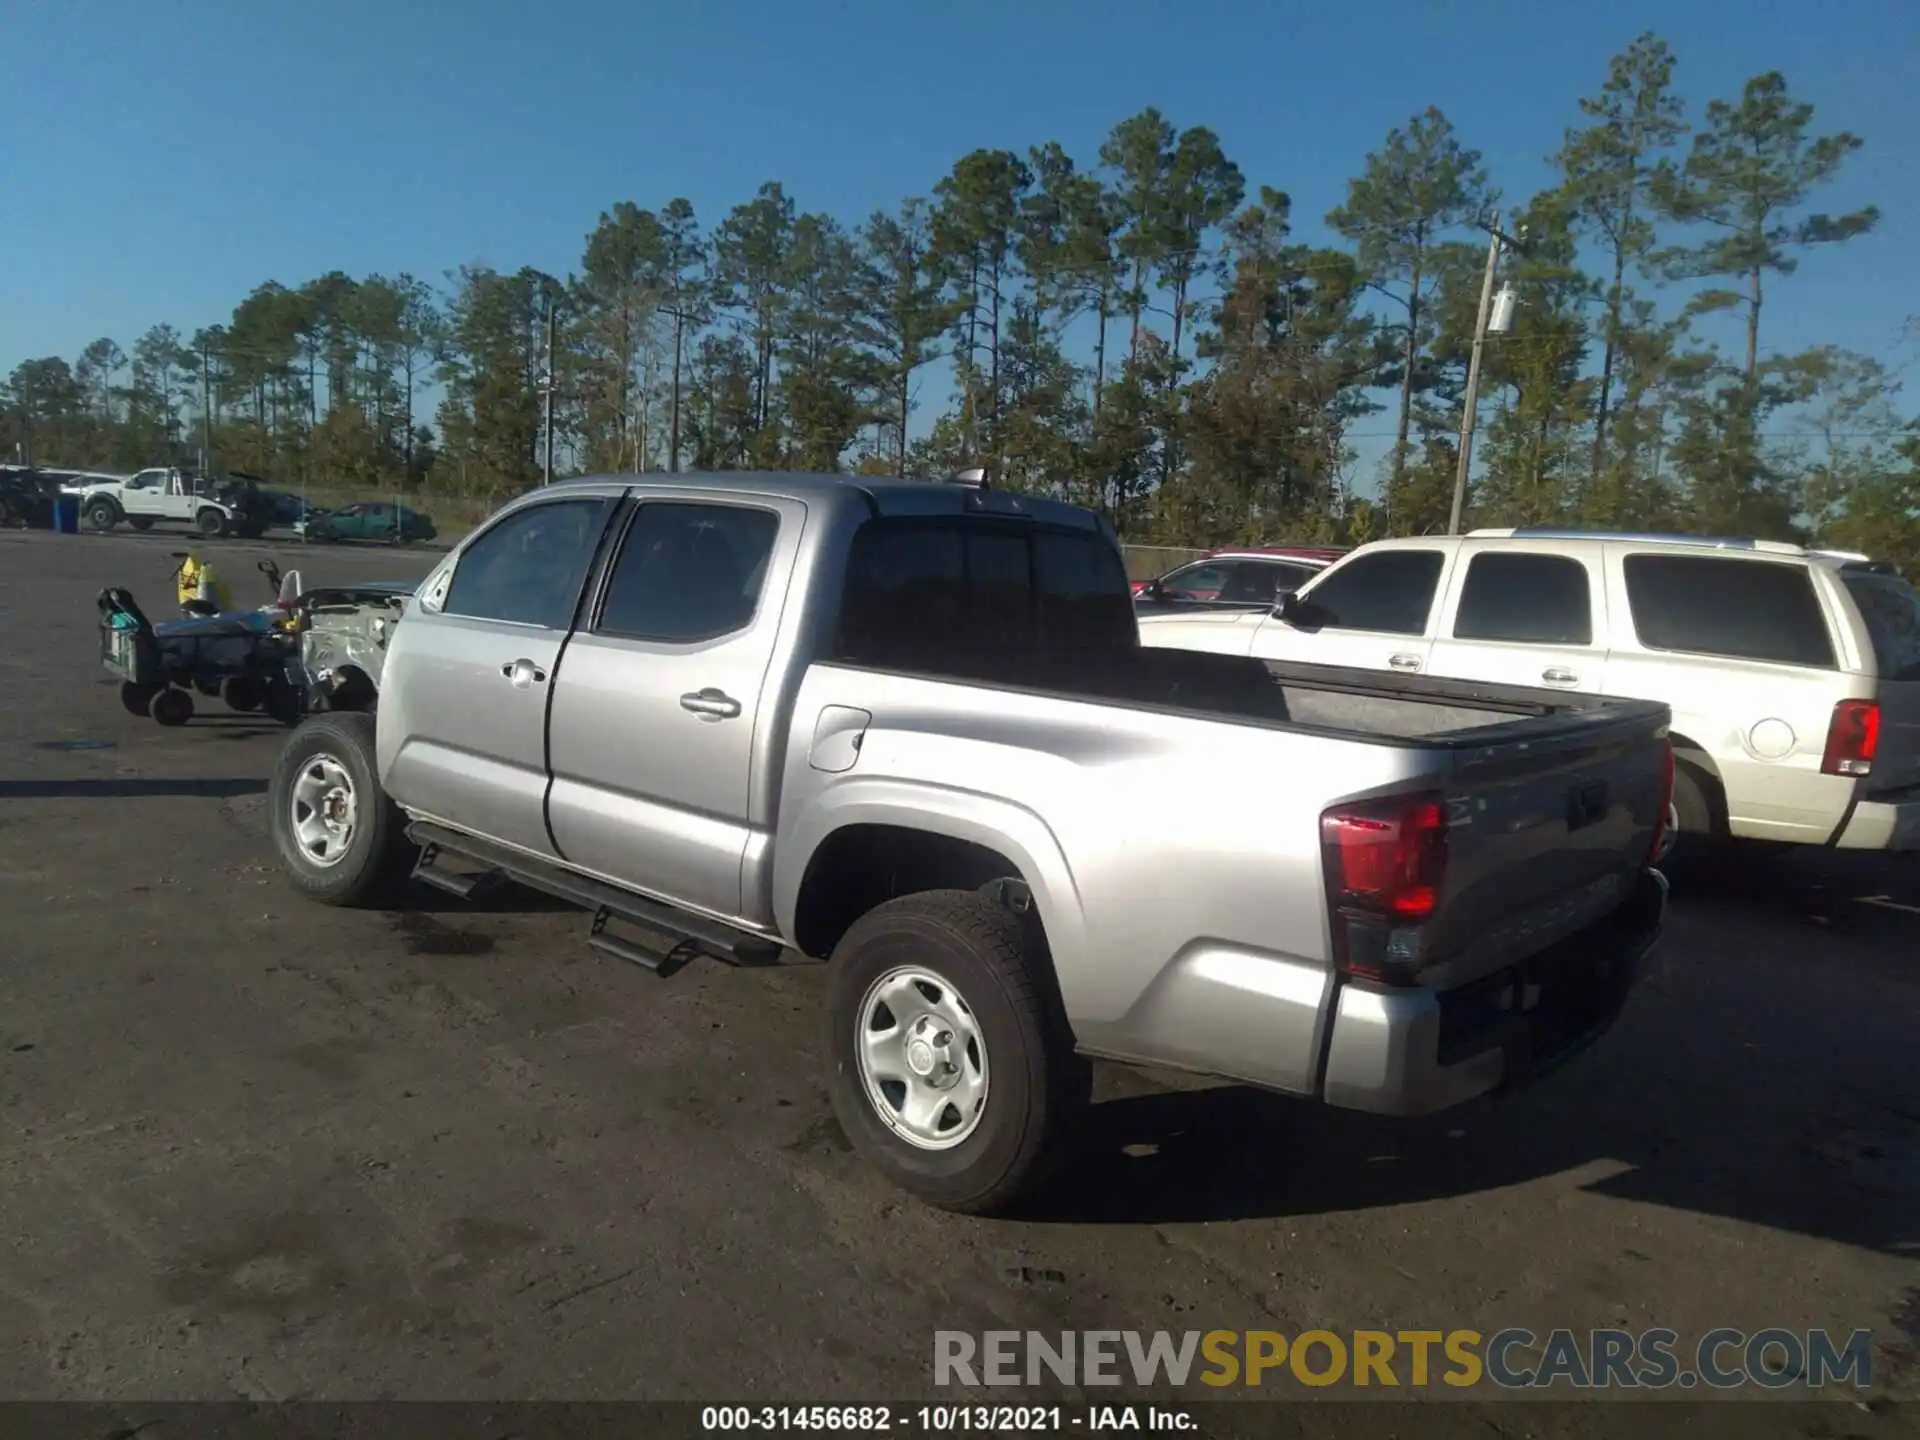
[
  {"left": 1647, "top": 740, "right": 1676, "bottom": 864},
  {"left": 1321, "top": 793, "right": 1448, "bottom": 985},
  {"left": 1821, "top": 699, "right": 1880, "bottom": 778}
]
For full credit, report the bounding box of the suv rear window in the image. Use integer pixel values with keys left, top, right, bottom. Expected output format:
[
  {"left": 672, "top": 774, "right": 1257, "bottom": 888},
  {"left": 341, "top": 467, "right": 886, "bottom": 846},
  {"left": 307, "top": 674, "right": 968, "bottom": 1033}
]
[
  {"left": 833, "top": 518, "right": 1136, "bottom": 672},
  {"left": 1623, "top": 554, "right": 1836, "bottom": 668},
  {"left": 1843, "top": 572, "right": 1920, "bottom": 681}
]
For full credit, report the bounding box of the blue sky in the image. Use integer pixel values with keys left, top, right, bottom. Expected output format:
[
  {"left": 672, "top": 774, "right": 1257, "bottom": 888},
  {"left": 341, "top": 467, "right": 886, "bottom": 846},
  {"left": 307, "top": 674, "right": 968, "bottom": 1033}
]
[{"left": 2, "top": 0, "right": 1913, "bottom": 460}]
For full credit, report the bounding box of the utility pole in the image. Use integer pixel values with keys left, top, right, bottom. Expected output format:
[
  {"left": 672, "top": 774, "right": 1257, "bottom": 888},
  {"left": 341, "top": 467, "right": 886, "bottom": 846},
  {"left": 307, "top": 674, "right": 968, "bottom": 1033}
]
[
  {"left": 540, "top": 300, "right": 557, "bottom": 486},
  {"left": 1448, "top": 210, "right": 1520, "bottom": 536},
  {"left": 199, "top": 338, "right": 214, "bottom": 473}
]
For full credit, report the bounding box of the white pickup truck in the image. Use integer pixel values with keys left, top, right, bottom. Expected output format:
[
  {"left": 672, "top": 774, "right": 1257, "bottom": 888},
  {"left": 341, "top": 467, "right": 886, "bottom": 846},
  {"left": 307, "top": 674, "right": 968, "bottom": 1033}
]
[
  {"left": 267, "top": 473, "right": 1676, "bottom": 1212},
  {"left": 66, "top": 466, "right": 270, "bottom": 539}
]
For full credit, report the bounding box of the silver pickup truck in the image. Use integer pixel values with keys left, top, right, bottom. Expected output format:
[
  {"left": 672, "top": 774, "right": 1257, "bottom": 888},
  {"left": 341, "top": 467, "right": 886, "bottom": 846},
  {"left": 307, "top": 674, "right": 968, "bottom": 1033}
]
[{"left": 267, "top": 472, "right": 1675, "bottom": 1213}]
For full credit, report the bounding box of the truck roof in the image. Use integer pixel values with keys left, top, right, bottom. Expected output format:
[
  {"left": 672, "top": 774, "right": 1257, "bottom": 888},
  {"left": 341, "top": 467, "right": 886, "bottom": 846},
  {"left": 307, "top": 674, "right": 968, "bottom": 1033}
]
[{"left": 534, "top": 470, "right": 1111, "bottom": 534}]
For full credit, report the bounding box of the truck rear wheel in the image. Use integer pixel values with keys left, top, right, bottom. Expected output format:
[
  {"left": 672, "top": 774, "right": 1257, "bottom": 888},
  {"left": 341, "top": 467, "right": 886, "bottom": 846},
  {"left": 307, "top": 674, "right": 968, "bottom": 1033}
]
[
  {"left": 195, "top": 507, "right": 227, "bottom": 538},
  {"left": 823, "top": 889, "right": 1089, "bottom": 1215},
  {"left": 269, "top": 711, "right": 415, "bottom": 907}
]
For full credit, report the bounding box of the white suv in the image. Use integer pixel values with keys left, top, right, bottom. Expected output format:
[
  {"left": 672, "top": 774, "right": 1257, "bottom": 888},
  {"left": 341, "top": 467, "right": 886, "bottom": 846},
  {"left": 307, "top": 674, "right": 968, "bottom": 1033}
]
[{"left": 1136, "top": 527, "right": 1920, "bottom": 855}]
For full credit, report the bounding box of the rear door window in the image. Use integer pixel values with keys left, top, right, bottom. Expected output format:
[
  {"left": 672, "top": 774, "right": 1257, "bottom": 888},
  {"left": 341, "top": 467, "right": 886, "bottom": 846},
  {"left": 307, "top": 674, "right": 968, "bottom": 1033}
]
[
  {"left": 1453, "top": 552, "right": 1594, "bottom": 645},
  {"left": 1622, "top": 554, "right": 1836, "bottom": 667},
  {"left": 1298, "top": 550, "right": 1446, "bottom": 635},
  {"left": 1843, "top": 573, "right": 1920, "bottom": 681},
  {"left": 596, "top": 502, "right": 781, "bottom": 643}
]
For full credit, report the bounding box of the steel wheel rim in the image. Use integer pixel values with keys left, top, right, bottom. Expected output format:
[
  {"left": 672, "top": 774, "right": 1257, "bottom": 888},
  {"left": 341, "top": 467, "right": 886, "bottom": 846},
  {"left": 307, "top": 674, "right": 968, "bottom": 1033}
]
[
  {"left": 289, "top": 754, "right": 358, "bottom": 869},
  {"left": 854, "top": 965, "right": 990, "bottom": 1151}
]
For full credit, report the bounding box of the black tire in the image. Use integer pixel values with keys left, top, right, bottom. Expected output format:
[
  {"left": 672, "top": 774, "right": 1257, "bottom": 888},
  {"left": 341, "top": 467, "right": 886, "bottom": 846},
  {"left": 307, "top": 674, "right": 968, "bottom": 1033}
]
[
  {"left": 195, "top": 508, "right": 227, "bottom": 538},
  {"left": 85, "top": 499, "right": 119, "bottom": 532},
  {"left": 264, "top": 675, "right": 305, "bottom": 726},
  {"left": 1672, "top": 763, "right": 1713, "bottom": 836},
  {"left": 823, "top": 889, "right": 1090, "bottom": 1215},
  {"left": 127, "top": 516, "right": 154, "bottom": 531},
  {"left": 221, "top": 676, "right": 263, "bottom": 713},
  {"left": 148, "top": 687, "right": 194, "bottom": 726},
  {"left": 120, "top": 682, "right": 159, "bottom": 717},
  {"left": 268, "top": 711, "right": 415, "bottom": 907}
]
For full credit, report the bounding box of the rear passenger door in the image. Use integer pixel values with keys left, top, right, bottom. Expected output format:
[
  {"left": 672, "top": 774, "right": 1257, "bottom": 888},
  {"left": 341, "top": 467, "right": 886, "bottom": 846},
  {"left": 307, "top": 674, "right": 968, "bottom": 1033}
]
[
  {"left": 381, "top": 494, "right": 615, "bottom": 858},
  {"left": 545, "top": 494, "right": 804, "bottom": 923},
  {"left": 1246, "top": 547, "right": 1450, "bottom": 673},
  {"left": 1426, "top": 546, "right": 1606, "bottom": 692}
]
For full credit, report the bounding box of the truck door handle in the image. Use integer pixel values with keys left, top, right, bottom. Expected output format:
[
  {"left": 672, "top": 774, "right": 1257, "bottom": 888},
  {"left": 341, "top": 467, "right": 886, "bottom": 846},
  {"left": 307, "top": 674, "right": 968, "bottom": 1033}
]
[
  {"left": 501, "top": 658, "right": 547, "bottom": 688},
  {"left": 680, "top": 688, "right": 742, "bottom": 720},
  {"left": 1542, "top": 667, "right": 1579, "bottom": 685},
  {"left": 1388, "top": 653, "right": 1422, "bottom": 671}
]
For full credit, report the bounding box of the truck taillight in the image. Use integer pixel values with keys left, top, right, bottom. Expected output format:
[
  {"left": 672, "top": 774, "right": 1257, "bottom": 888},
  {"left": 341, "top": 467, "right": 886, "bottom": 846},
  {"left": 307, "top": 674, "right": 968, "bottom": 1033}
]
[
  {"left": 1821, "top": 699, "right": 1880, "bottom": 778},
  {"left": 1647, "top": 740, "right": 1676, "bottom": 864},
  {"left": 1321, "top": 793, "right": 1448, "bottom": 984}
]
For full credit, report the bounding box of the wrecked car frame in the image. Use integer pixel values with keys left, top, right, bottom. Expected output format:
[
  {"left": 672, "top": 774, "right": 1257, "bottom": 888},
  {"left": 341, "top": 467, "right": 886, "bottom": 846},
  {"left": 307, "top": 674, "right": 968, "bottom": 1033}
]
[{"left": 289, "top": 579, "right": 415, "bottom": 713}]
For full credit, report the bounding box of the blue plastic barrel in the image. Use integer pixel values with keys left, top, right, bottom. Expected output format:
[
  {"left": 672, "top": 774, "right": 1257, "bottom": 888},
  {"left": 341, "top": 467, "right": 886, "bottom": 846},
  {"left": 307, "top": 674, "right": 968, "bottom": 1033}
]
[{"left": 52, "top": 495, "right": 79, "bottom": 534}]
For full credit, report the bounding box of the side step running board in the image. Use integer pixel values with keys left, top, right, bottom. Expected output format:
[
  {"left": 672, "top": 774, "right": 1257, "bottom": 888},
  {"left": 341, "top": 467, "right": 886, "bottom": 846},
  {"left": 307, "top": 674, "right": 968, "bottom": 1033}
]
[{"left": 407, "top": 821, "right": 786, "bottom": 977}]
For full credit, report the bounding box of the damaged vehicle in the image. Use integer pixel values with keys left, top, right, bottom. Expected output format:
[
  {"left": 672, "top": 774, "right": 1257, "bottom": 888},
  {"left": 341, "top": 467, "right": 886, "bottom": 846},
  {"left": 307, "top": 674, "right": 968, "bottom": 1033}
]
[{"left": 287, "top": 578, "right": 415, "bottom": 713}]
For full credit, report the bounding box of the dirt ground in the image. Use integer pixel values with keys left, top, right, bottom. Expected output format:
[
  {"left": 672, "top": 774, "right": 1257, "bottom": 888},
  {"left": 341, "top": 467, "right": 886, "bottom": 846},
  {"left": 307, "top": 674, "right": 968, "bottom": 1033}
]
[{"left": 1, "top": 525, "right": 1916, "bottom": 1439}]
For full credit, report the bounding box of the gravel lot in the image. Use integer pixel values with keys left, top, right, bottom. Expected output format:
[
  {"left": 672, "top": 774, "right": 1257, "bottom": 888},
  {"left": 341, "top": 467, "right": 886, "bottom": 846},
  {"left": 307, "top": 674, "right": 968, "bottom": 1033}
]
[{"left": 1, "top": 526, "right": 1916, "bottom": 1437}]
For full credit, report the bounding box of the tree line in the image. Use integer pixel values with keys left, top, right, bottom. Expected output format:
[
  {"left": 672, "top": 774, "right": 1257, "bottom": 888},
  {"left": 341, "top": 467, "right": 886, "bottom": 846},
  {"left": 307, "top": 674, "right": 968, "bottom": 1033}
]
[{"left": 5, "top": 33, "right": 1914, "bottom": 569}]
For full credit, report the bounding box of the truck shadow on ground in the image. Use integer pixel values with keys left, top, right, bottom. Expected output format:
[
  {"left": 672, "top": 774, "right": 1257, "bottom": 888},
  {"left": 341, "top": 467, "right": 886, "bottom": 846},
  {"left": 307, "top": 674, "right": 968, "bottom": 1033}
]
[
  {"left": 0, "top": 777, "right": 269, "bottom": 799},
  {"left": 1032, "top": 851, "right": 1919, "bottom": 1255}
]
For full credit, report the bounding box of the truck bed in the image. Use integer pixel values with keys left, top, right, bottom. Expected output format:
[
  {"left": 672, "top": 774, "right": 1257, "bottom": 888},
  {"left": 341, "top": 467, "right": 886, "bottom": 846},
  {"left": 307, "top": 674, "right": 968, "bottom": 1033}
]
[
  {"left": 867, "top": 644, "right": 1666, "bottom": 747},
  {"left": 798, "top": 645, "right": 1670, "bottom": 1019}
]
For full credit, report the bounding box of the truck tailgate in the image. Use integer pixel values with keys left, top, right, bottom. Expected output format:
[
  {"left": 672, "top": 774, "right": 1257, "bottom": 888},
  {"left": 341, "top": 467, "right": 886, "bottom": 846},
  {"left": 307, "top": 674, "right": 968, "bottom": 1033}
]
[
  {"left": 1416, "top": 702, "right": 1670, "bottom": 992},
  {"left": 1867, "top": 678, "right": 1920, "bottom": 800}
]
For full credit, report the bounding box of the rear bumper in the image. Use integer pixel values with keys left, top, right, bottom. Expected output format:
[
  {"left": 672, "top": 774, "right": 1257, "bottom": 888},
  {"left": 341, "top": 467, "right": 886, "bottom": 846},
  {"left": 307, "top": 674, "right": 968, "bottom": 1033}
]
[
  {"left": 1833, "top": 794, "right": 1920, "bottom": 851},
  {"left": 1321, "top": 868, "right": 1667, "bottom": 1117}
]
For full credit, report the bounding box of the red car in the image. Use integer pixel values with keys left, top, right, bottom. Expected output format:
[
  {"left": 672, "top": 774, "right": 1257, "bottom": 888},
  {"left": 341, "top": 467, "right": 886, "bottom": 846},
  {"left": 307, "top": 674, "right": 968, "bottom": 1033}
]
[{"left": 1132, "top": 545, "right": 1349, "bottom": 609}]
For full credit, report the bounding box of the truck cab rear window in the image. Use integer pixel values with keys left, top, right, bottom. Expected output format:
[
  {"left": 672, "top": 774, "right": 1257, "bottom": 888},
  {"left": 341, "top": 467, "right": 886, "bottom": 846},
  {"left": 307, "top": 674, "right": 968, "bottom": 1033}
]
[
  {"left": 1623, "top": 554, "right": 1836, "bottom": 668},
  {"left": 833, "top": 518, "right": 1135, "bottom": 672}
]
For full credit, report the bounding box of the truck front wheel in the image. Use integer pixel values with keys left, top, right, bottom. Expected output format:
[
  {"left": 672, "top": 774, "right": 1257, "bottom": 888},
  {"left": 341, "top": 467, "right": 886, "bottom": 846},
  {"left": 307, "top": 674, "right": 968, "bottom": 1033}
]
[
  {"left": 269, "top": 711, "right": 415, "bottom": 907},
  {"left": 85, "top": 499, "right": 119, "bottom": 532},
  {"left": 824, "top": 889, "right": 1089, "bottom": 1215}
]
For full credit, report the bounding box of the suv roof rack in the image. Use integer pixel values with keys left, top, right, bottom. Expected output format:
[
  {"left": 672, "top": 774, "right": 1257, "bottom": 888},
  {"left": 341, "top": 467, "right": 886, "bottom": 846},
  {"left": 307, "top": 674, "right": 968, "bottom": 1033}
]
[{"left": 1472, "top": 526, "right": 1812, "bottom": 555}]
